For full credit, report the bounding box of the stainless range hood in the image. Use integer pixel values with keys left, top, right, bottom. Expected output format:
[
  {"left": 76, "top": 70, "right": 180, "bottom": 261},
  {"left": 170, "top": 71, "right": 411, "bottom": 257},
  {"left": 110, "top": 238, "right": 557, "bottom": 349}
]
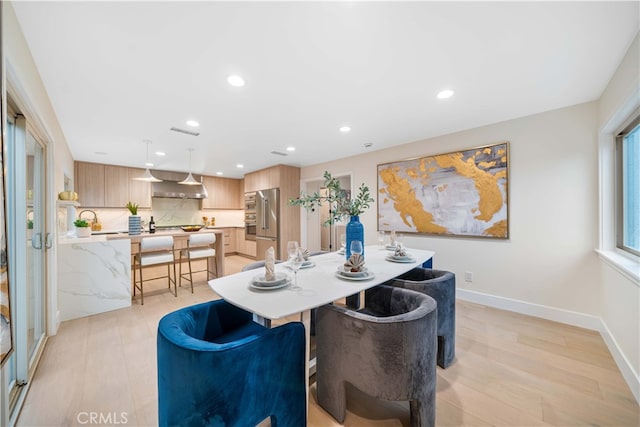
[{"left": 150, "top": 170, "right": 208, "bottom": 199}]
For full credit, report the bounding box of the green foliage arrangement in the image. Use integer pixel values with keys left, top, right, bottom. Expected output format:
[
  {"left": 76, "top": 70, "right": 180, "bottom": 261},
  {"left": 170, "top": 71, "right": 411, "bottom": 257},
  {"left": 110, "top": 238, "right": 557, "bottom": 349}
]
[
  {"left": 126, "top": 201, "right": 138, "bottom": 215},
  {"left": 289, "top": 171, "right": 374, "bottom": 226},
  {"left": 74, "top": 219, "right": 90, "bottom": 228}
]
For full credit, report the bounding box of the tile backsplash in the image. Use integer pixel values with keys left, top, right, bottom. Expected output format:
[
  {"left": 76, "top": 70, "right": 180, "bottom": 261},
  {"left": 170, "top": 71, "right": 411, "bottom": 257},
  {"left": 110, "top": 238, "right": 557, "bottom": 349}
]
[{"left": 59, "top": 198, "right": 244, "bottom": 234}]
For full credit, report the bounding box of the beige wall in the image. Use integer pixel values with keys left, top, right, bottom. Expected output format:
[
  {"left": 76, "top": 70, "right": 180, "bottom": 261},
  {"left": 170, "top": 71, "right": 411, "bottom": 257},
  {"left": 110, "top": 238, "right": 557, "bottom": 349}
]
[{"left": 302, "top": 101, "right": 601, "bottom": 316}]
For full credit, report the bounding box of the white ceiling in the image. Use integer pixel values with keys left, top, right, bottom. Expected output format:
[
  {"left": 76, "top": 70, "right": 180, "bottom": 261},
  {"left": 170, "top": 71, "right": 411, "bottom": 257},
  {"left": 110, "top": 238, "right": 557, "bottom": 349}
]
[{"left": 11, "top": 1, "right": 639, "bottom": 179}]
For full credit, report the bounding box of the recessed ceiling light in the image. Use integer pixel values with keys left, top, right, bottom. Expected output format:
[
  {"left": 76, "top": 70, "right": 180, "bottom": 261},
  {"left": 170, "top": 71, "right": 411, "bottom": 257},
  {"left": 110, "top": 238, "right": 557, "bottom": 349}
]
[
  {"left": 286, "top": 146, "right": 295, "bottom": 152},
  {"left": 216, "top": 171, "right": 223, "bottom": 176},
  {"left": 95, "top": 151, "right": 107, "bottom": 155},
  {"left": 227, "top": 75, "right": 246, "bottom": 87},
  {"left": 236, "top": 164, "right": 244, "bottom": 168},
  {"left": 186, "top": 120, "right": 199, "bottom": 127},
  {"left": 437, "top": 89, "right": 455, "bottom": 99},
  {"left": 145, "top": 162, "right": 154, "bottom": 167},
  {"left": 155, "top": 151, "right": 166, "bottom": 156},
  {"left": 339, "top": 126, "right": 351, "bottom": 133}
]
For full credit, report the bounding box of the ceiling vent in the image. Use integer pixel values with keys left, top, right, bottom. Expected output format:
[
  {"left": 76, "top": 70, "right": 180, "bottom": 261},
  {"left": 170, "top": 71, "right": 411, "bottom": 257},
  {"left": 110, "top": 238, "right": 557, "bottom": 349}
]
[
  {"left": 170, "top": 127, "right": 200, "bottom": 136},
  {"left": 270, "top": 150, "right": 288, "bottom": 156}
]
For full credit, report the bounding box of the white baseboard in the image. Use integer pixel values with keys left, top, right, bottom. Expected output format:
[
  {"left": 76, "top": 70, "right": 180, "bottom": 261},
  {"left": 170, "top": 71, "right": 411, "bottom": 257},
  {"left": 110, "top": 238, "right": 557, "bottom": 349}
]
[{"left": 457, "top": 288, "right": 640, "bottom": 405}]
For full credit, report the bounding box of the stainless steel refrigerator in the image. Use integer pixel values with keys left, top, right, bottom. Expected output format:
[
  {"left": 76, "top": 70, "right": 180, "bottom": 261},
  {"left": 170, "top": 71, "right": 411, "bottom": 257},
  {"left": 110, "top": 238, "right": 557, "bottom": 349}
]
[{"left": 255, "top": 188, "right": 279, "bottom": 260}]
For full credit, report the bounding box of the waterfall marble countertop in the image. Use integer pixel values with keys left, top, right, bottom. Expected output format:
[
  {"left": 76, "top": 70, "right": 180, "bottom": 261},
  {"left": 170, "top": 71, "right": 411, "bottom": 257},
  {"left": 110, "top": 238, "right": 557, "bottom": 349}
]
[{"left": 57, "top": 237, "right": 131, "bottom": 321}]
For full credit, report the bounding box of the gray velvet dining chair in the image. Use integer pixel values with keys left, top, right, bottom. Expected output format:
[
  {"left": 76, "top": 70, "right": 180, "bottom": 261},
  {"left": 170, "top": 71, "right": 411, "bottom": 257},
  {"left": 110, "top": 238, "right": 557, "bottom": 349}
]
[
  {"left": 316, "top": 285, "right": 438, "bottom": 427},
  {"left": 383, "top": 268, "right": 456, "bottom": 368}
]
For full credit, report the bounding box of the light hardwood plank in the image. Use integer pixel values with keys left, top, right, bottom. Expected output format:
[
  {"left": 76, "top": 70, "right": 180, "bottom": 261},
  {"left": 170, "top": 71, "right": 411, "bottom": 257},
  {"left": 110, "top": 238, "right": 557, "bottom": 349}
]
[{"left": 15, "top": 259, "right": 639, "bottom": 426}]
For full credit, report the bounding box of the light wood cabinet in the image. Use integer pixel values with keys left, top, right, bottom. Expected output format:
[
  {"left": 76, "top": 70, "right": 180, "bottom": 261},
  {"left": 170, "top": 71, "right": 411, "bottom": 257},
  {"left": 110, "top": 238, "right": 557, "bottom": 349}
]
[
  {"left": 128, "top": 168, "right": 152, "bottom": 208},
  {"left": 202, "top": 176, "right": 243, "bottom": 209},
  {"left": 235, "top": 227, "right": 257, "bottom": 258},
  {"left": 75, "top": 162, "right": 105, "bottom": 207},
  {"left": 104, "top": 165, "right": 129, "bottom": 207},
  {"left": 222, "top": 228, "right": 237, "bottom": 255},
  {"left": 243, "top": 165, "right": 300, "bottom": 260},
  {"left": 74, "top": 162, "right": 151, "bottom": 208}
]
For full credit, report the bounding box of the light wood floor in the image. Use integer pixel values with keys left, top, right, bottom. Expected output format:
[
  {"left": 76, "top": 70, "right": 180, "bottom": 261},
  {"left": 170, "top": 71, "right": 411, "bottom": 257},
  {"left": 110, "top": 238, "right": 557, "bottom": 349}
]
[{"left": 17, "top": 255, "right": 639, "bottom": 426}]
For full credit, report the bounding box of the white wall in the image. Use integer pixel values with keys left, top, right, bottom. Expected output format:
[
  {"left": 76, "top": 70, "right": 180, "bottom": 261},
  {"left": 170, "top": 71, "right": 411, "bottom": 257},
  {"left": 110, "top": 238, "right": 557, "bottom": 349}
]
[
  {"left": 596, "top": 33, "right": 639, "bottom": 399},
  {"left": 4, "top": 3, "right": 73, "bottom": 196},
  {"left": 302, "top": 101, "right": 601, "bottom": 317}
]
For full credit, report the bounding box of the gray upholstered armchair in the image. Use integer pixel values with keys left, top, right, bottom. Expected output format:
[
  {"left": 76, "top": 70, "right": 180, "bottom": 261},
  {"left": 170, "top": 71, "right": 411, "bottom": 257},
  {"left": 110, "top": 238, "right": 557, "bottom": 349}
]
[
  {"left": 316, "top": 285, "right": 438, "bottom": 427},
  {"left": 384, "top": 268, "right": 456, "bottom": 368}
]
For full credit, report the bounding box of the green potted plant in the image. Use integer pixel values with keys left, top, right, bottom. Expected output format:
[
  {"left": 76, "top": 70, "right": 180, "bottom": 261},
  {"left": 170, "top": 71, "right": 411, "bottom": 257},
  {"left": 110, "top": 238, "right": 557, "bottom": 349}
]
[
  {"left": 126, "top": 201, "right": 141, "bottom": 235},
  {"left": 74, "top": 218, "right": 91, "bottom": 238},
  {"left": 289, "top": 171, "right": 374, "bottom": 258}
]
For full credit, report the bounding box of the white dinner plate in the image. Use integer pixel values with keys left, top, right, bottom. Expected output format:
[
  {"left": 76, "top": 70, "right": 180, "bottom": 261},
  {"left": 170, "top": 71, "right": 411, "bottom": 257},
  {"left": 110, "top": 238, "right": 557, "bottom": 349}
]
[
  {"left": 300, "top": 261, "right": 315, "bottom": 269},
  {"left": 385, "top": 256, "right": 416, "bottom": 263},
  {"left": 335, "top": 271, "right": 375, "bottom": 281},
  {"left": 336, "top": 266, "right": 368, "bottom": 277},
  {"left": 249, "top": 280, "right": 290, "bottom": 291},
  {"left": 251, "top": 272, "right": 289, "bottom": 287},
  {"left": 385, "top": 245, "right": 397, "bottom": 251}
]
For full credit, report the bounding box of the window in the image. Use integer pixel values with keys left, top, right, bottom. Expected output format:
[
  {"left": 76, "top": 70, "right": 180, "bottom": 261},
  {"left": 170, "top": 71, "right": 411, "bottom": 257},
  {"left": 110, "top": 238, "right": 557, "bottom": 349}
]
[{"left": 616, "top": 116, "right": 640, "bottom": 257}]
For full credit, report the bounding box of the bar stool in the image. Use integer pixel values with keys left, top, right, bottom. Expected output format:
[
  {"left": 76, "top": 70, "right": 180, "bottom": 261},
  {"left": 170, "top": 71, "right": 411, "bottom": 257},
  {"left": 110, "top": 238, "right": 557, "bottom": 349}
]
[
  {"left": 179, "top": 233, "right": 218, "bottom": 293},
  {"left": 133, "top": 235, "right": 177, "bottom": 305}
]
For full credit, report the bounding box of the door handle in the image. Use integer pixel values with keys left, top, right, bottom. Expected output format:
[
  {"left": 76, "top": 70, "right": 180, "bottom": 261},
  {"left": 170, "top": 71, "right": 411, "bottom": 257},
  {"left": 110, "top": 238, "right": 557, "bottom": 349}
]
[
  {"left": 45, "top": 232, "right": 53, "bottom": 249},
  {"left": 31, "top": 232, "right": 42, "bottom": 249},
  {"left": 263, "top": 198, "right": 269, "bottom": 230}
]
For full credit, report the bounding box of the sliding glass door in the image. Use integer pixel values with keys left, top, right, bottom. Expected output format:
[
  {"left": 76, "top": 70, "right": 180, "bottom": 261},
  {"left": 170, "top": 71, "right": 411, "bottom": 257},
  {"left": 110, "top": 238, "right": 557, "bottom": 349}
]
[{"left": 4, "top": 108, "right": 49, "bottom": 423}]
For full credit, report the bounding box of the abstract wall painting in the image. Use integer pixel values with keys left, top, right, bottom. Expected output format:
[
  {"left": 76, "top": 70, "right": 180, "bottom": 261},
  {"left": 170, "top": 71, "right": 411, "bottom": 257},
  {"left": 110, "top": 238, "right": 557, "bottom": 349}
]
[{"left": 377, "top": 142, "right": 509, "bottom": 239}]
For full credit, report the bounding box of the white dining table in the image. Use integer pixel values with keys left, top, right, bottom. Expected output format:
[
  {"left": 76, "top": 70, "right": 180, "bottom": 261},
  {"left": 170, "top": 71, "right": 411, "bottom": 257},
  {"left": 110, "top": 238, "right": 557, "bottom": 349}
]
[{"left": 208, "top": 245, "right": 435, "bottom": 410}]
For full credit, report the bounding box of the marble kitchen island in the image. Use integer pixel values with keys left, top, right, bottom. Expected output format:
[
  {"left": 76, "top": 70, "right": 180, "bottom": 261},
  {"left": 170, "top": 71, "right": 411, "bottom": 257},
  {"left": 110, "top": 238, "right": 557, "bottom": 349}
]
[{"left": 58, "top": 235, "right": 131, "bottom": 321}]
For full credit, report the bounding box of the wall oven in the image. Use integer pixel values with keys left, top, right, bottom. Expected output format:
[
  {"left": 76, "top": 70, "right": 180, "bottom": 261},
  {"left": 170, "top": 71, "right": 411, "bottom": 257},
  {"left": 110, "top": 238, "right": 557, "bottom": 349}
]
[{"left": 244, "top": 192, "right": 257, "bottom": 240}]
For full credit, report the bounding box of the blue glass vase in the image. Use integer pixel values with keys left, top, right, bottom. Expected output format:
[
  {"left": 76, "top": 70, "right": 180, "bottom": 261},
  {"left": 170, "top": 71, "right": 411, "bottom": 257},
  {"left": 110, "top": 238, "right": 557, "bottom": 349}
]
[{"left": 345, "top": 215, "right": 364, "bottom": 259}]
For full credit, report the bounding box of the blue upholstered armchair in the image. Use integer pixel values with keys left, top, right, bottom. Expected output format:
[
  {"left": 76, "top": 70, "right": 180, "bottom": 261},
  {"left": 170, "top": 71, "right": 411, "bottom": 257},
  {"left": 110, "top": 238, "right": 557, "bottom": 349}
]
[{"left": 157, "top": 299, "right": 306, "bottom": 427}]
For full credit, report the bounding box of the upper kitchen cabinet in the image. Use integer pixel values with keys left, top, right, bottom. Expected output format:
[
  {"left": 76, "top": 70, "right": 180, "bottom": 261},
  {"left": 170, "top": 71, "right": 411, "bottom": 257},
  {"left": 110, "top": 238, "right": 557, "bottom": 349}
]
[
  {"left": 244, "top": 166, "right": 281, "bottom": 193},
  {"left": 75, "top": 162, "right": 105, "bottom": 207},
  {"left": 127, "top": 167, "right": 152, "bottom": 208},
  {"left": 74, "top": 161, "right": 151, "bottom": 208},
  {"left": 202, "top": 176, "right": 242, "bottom": 210}
]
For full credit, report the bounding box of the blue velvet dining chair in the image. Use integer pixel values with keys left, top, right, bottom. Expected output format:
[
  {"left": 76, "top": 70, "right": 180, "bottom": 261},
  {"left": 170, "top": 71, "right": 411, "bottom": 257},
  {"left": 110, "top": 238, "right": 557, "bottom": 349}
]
[{"left": 157, "top": 299, "right": 306, "bottom": 427}]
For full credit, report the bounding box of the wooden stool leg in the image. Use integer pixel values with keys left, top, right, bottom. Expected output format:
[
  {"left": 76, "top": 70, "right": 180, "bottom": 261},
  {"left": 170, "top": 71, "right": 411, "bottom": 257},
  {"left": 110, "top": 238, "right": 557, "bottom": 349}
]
[
  {"left": 188, "top": 257, "right": 194, "bottom": 293},
  {"left": 138, "top": 261, "right": 144, "bottom": 305}
]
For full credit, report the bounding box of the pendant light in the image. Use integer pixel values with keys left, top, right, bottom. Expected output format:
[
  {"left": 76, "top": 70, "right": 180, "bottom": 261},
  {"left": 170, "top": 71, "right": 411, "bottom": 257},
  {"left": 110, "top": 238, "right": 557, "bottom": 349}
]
[
  {"left": 133, "top": 140, "right": 162, "bottom": 182},
  {"left": 179, "top": 148, "right": 200, "bottom": 185}
]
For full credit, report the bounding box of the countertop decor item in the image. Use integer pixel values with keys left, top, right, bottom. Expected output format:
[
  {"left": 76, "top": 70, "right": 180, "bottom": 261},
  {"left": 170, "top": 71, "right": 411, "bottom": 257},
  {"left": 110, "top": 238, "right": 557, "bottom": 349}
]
[
  {"left": 58, "top": 191, "right": 78, "bottom": 201},
  {"left": 126, "top": 202, "right": 141, "bottom": 235},
  {"left": 180, "top": 225, "right": 202, "bottom": 232},
  {"left": 74, "top": 219, "right": 91, "bottom": 238},
  {"left": 126, "top": 201, "right": 138, "bottom": 215}
]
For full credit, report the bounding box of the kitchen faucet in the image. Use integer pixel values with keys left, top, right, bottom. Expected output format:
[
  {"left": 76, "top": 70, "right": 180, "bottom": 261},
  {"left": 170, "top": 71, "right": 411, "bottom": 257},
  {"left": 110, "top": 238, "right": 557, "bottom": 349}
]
[{"left": 78, "top": 209, "right": 98, "bottom": 223}]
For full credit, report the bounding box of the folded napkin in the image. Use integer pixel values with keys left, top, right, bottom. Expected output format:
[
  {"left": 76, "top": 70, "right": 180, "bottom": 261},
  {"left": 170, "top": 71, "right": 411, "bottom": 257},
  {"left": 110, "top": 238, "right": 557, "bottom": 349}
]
[
  {"left": 394, "top": 245, "right": 407, "bottom": 257},
  {"left": 344, "top": 253, "right": 365, "bottom": 272},
  {"left": 264, "top": 247, "right": 276, "bottom": 281},
  {"left": 301, "top": 248, "right": 310, "bottom": 261}
]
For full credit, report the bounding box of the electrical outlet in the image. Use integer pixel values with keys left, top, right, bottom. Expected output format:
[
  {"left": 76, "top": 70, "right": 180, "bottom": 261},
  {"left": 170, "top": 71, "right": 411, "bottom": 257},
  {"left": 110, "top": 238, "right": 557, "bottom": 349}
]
[{"left": 464, "top": 271, "right": 473, "bottom": 282}]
